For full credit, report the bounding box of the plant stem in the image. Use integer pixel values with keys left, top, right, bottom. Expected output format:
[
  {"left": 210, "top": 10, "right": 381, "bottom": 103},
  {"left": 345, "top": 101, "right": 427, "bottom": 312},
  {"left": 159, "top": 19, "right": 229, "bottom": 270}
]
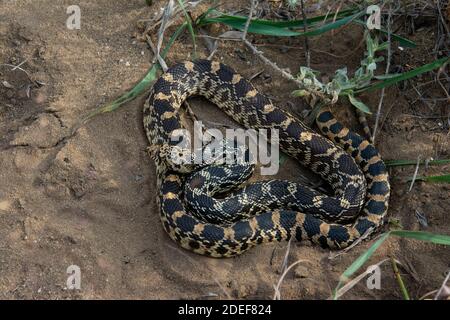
[{"left": 391, "top": 257, "right": 410, "bottom": 300}]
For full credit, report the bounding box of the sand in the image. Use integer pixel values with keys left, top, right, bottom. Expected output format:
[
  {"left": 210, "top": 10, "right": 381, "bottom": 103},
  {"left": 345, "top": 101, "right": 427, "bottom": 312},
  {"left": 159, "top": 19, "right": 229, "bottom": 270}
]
[{"left": 0, "top": 0, "right": 448, "bottom": 299}]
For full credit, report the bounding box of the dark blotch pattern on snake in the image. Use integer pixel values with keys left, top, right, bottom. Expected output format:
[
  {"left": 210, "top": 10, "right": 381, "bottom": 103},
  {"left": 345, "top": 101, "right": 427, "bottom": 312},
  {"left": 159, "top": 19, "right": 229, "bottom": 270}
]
[{"left": 143, "top": 60, "right": 390, "bottom": 258}]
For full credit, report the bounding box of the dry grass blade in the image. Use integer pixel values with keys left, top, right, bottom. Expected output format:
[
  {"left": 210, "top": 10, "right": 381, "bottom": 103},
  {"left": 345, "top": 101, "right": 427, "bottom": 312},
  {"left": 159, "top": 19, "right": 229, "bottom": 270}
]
[
  {"left": 242, "top": 0, "right": 256, "bottom": 41},
  {"left": 280, "top": 238, "right": 293, "bottom": 274},
  {"left": 155, "top": 0, "right": 176, "bottom": 71},
  {"left": 273, "top": 259, "right": 311, "bottom": 300},
  {"left": 372, "top": 3, "right": 392, "bottom": 145},
  {"left": 332, "top": 258, "right": 390, "bottom": 299},
  {"left": 435, "top": 270, "right": 450, "bottom": 300},
  {"left": 408, "top": 156, "right": 421, "bottom": 192}
]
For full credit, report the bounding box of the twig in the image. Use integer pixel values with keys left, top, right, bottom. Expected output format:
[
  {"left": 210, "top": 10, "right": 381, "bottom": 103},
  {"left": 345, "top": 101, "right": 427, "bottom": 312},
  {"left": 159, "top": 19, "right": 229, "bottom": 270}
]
[
  {"left": 435, "top": 269, "right": 450, "bottom": 300},
  {"left": 242, "top": 0, "right": 256, "bottom": 41},
  {"left": 436, "top": 62, "right": 450, "bottom": 100},
  {"left": 391, "top": 257, "right": 410, "bottom": 300},
  {"left": 0, "top": 63, "right": 33, "bottom": 81},
  {"left": 244, "top": 39, "right": 303, "bottom": 86},
  {"left": 154, "top": 0, "right": 176, "bottom": 71},
  {"left": 419, "top": 289, "right": 438, "bottom": 300},
  {"left": 273, "top": 259, "right": 311, "bottom": 300},
  {"left": 299, "top": 0, "right": 310, "bottom": 67},
  {"left": 239, "top": 0, "right": 305, "bottom": 88},
  {"left": 408, "top": 156, "right": 421, "bottom": 192},
  {"left": 146, "top": 35, "right": 169, "bottom": 72},
  {"left": 377, "top": 101, "right": 395, "bottom": 134},
  {"left": 373, "top": 4, "right": 393, "bottom": 145},
  {"left": 11, "top": 59, "right": 28, "bottom": 71},
  {"left": 198, "top": 28, "right": 219, "bottom": 60},
  {"left": 280, "top": 238, "right": 292, "bottom": 274}
]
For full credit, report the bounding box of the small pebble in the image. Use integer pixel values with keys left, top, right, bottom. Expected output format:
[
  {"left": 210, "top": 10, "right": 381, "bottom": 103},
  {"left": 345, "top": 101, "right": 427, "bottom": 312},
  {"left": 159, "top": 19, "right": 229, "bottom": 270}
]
[{"left": 294, "top": 265, "right": 310, "bottom": 279}]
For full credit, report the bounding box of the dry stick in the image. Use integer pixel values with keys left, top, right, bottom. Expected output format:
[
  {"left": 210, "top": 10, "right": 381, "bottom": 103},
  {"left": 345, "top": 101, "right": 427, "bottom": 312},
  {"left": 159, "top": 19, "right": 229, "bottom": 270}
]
[
  {"left": 372, "top": 4, "right": 393, "bottom": 146},
  {"left": 146, "top": 35, "right": 167, "bottom": 70},
  {"left": 244, "top": 39, "right": 304, "bottom": 87},
  {"left": 240, "top": 0, "right": 304, "bottom": 88},
  {"left": 436, "top": 63, "right": 450, "bottom": 100},
  {"left": 420, "top": 289, "right": 439, "bottom": 300},
  {"left": 299, "top": 0, "right": 310, "bottom": 67},
  {"left": 408, "top": 156, "right": 421, "bottom": 192},
  {"left": 0, "top": 63, "right": 33, "bottom": 81},
  {"left": 198, "top": 28, "right": 219, "bottom": 60},
  {"left": 154, "top": 0, "right": 177, "bottom": 71},
  {"left": 200, "top": 36, "right": 365, "bottom": 59},
  {"left": 148, "top": 1, "right": 200, "bottom": 125},
  {"left": 280, "top": 238, "right": 293, "bottom": 275},
  {"left": 377, "top": 101, "right": 396, "bottom": 140},
  {"left": 435, "top": 0, "right": 450, "bottom": 49},
  {"left": 141, "top": 0, "right": 206, "bottom": 36},
  {"left": 412, "top": 84, "right": 435, "bottom": 111},
  {"left": 273, "top": 259, "right": 311, "bottom": 300},
  {"left": 242, "top": 0, "right": 256, "bottom": 41},
  {"left": 11, "top": 59, "right": 28, "bottom": 71},
  {"left": 435, "top": 269, "right": 450, "bottom": 300}
]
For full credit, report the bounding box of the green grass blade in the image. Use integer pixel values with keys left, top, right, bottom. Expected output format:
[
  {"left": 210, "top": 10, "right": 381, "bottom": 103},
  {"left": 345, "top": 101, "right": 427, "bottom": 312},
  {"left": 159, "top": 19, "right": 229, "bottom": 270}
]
[
  {"left": 407, "top": 174, "right": 450, "bottom": 184},
  {"left": 391, "top": 258, "right": 410, "bottom": 300},
  {"left": 348, "top": 94, "right": 372, "bottom": 114},
  {"left": 357, "top": 56, "right": 450, "bottom": 93},
  {"left": 204, "top": 18, "right": 302, "bottom": 36},
  {"left": 374, "top": 73, "right": 401, "bottom": 80},
  {"left": 391, "top": 230, "right": 450, "bottom": 245},
  {"left": 339, "top": 232, "right": 390, "bottom": 281},
  {"left": 80, "top": 22, "right": 188, "bottom": 125},
  {"left": 198, "top": 8, "right": 358, "bottom": 29},
  {"left": 386, "top": 159, "right": 450, "bottom": 167},
  {"left": 301, "top": 11, "right": 365, "bottom": 37},
  {"left": 333, "top": 230, "right": 450, "bottom": 299},
  {"left": 199, "top": 10, "right": 364, "bottom": 37},
  {"left": 333, "top": 232, "right": 390, "bottom": 299}
]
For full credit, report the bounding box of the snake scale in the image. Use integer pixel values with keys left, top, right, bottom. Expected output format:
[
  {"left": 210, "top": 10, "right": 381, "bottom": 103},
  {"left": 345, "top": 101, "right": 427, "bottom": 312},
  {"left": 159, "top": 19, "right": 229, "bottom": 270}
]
[{"left": 143, "top": 59, "right": 390, "bottom": 258}]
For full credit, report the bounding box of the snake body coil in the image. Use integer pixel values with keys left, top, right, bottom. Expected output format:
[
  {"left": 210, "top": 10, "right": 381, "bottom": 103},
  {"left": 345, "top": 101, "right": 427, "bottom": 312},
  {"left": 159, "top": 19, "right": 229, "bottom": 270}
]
[{"left": 143, "top": 60, "right": 390, "bottom": 257}]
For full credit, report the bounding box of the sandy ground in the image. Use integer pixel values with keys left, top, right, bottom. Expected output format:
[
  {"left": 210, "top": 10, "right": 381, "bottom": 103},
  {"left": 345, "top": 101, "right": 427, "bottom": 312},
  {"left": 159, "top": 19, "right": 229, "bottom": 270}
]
[{"left": 0, "top": 0, "right": 449, "bottom": 299}]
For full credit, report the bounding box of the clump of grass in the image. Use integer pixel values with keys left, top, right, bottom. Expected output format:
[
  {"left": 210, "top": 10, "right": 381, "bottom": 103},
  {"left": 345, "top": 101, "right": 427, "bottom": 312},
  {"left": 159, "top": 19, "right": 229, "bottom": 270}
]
[
  {"left": 196, "top": 6, "right": 415, "bottom": 48},
  {"left": 333, "top": 230, "right": 450, "bottom": 299}
]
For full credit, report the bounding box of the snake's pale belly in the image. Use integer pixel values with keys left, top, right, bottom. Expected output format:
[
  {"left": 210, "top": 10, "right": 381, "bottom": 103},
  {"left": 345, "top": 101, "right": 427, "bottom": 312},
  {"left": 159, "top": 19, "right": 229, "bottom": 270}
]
[{"left": 143, "top": 60, "right": 390, "bottom": 257}]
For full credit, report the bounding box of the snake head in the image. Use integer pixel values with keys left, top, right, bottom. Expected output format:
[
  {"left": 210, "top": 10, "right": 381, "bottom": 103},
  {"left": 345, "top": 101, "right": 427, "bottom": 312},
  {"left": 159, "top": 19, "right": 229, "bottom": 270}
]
[{"left": 147, "top": 143, "right": 196, "bottom": 174}]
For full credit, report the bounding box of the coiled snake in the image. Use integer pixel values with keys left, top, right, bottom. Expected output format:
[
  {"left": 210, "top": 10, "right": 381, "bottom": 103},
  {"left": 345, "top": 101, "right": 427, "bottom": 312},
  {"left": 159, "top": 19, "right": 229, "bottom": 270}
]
[{"left": 143, "top": 60, "right": 390, "bottom": 258}]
